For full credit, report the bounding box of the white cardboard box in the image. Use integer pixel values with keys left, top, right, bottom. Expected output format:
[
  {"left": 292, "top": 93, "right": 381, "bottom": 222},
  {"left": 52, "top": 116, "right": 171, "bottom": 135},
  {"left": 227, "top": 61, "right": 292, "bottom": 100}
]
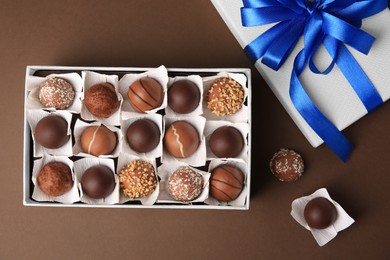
[{"left": 23, "top": 66, "right": 252, "bottom": 210}]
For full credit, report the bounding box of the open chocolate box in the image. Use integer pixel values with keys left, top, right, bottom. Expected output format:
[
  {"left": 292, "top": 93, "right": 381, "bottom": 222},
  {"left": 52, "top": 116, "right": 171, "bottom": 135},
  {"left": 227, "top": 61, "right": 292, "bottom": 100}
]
[{"left": 23, "top": 65, "right": 252, "bottom": 210}]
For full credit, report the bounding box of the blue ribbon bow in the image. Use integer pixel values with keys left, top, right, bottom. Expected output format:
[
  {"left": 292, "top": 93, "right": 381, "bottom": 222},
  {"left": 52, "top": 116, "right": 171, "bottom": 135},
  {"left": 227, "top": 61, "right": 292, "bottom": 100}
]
[{"left": 241, "top": 0, "right": 387, "bottom": 161}]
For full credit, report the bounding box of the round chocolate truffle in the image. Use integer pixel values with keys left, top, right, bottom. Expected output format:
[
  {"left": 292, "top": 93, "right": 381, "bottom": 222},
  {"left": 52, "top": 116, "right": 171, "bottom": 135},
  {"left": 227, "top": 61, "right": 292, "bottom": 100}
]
[
  {"left": 84, "top": 83, "right": 120, "bottom": 118},
  {"left": 80, "top": 125, "right": 117, "bottom": 156},
  {"left": 35, "top": 115, "right": 69, "bottom": 149},
  {"left": 127, "top": 77, "right": 164, "bottom": 113},
  {"left": 209, "top": 126, "right": 244, "bottom": 158},
  {"left": 118, "top": 160, "right": 157, "bottom": 198},
  {"left": 37, "top": 162, "right": 73, "bottom": 197},
  {"left": 81, "top": 165, "right": 115, "bottom": 199},
  {"left": 39, "top": 77, "right": 75, "bottom": 109},
  {"left": 168, "top": 166, "right": 204, "bottom": 202},
  {"left": 304, "top": 197, "right": 338, "bottom": 229},
  {"left": 163, "top": 121, "right": 200, "bottom": 158},
  {"left": 168, "top": 80, "right": 200, "bottom": 114},
  {"left": 207, "top": 77, "right": 244, "bottom": 116},
  {"left": 126, "top": 119, "right": 160, "bottom": 153},
  {"left": 269, "top": 148, "right": 304, "bottom": 182},
  {"left": 209, "top": 165, "right": 245, "bottom": 202}
]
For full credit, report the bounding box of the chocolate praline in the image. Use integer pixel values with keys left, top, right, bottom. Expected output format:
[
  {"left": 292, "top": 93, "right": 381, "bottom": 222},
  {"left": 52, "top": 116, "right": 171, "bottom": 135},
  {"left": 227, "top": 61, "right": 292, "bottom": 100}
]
[
  {"left": 84, "top": 83, "right": 120, "bottom": 118},
  {"left": 269, "top": 148, "right": 304, "bottom": 182},
  {"left": 163, "top": 121, "right": 200, "bottom": 158},
  {"left": 80, "top": 125, "right": 117, "bottom": 156},
  {"left": 209, "top": 165, "right": 245, "bottom": 202},
  {"left": 39, "top": 77, "right": 75, "bottom": 109},
  {"left": 37, "top": 162, "right": 73, "bottom": 197},
  {"left": 168, "top": 80, "right": 200, "bottom": 114},
  {"left": 126, "top": 119, "right": 160, "bottom": 153},
  {"left": 304, "top": 197, "right": 338, "bottom": 229},
  {"left": 81, "top": 165, "right": 115, "bottom": 199},
  {"left": 127, "top": 77, "right": 164, "bottom": 113},
  {"left": 168, "top": 166, "right": 204, "bottom": 202},
  {"left": 35, "top": 115, "right": 69, "bottom": 149},
  {"left": 209, "top": 126, "right": 244, "bottom": 158}
]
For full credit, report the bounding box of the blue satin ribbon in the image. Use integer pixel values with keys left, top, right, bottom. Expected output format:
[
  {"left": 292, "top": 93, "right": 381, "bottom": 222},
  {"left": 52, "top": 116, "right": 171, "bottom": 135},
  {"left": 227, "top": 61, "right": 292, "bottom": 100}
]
[{"left": 241, "top": 0, "right": 387, "bottom": 161}]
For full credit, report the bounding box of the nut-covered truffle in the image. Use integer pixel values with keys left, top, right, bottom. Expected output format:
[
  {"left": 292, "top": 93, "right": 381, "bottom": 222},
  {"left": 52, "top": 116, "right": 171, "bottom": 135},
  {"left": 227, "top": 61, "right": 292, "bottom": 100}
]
[
  {"left": 80, "top": 125, "right": 117, "bottom": 156},
  {"left": 37, "top": 161, "right": 73, "bottom": 197},
  {"left": 39, "top": 77, "right": 75, "bottom": 109},
  {"left": 209, "top": 165, "right": 245, "bottom": 202},
  {"left": 168, "top": 166, "right": 204, "bottom": 202},
  {"left": 168, "top": 80, "right": 200, "bottom": 114},
  {"left": 209, "top": 126, "right": 244, "bottom": 158},
  {"left": 127, "top": 77, "right": 164, "bottom": 113},
  {"left": 81, "top": 165, "right": 115, "bottom": 199},
  {"left": 119, "top": 160, "right": 157, "bottom": 198},
  {"left": 35, "top": 115, "right": 69, "bottom": 149},
  {"left": 270, "top": 148, "right": 304, "bottom": 182},
  {"left": 163, "top": 121, "right": 200, "bottom": 158},
  {"left": 304, "top": 197, "right": 338, "bottom": 229},
  {"left": 126, "top": 119, "right": 160, "bottom": 153},
  {"left": 84, "top": 83, "right": 120, "bottom": 118},
  {"left": 207, "top": 77, "right": 244, "bottom": 116}
]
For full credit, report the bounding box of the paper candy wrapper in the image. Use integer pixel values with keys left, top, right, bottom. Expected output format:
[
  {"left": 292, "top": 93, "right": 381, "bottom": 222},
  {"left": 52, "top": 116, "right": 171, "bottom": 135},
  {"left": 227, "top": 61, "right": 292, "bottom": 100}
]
[{"left": 211, "top": 0, "right": 390, "bottom": 147}]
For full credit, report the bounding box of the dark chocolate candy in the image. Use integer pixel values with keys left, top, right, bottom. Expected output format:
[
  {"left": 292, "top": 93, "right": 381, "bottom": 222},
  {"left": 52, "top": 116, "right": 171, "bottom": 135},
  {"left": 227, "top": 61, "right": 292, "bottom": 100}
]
[
  {"left": 209, "top": 126, "right": 244, "bottom": 158},
  {"left": 81, "top": 165, "right": 115, "bottom": 199},
  {"left": 35, "top": 115, "right": 69, "bottom": 149},
  {"left": 126, "top": 119, "right": 160, "bottom": 153},
  {"left": 304, "top": 197, "right": 338, "bottom": 229},
  {"left": 168, "top": 80, "right": 200, "bottom": 114}
]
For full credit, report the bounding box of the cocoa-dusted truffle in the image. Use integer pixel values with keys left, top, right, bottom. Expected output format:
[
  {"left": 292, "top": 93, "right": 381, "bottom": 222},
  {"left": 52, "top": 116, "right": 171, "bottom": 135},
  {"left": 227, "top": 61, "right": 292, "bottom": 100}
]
[
  {"left": 210, "top": 165, "right": 244, "bottom": 202},
  {"left": 168, "top": 80, "right": 200, "bottom": 114},
  {"left": 164, "top": 121, "right": 200, "bottom": 158},
  {"left": 168, "top": 166, "right": 204, "bottom": 202},
  {"left": 37, "top": 162, "right": 73, "bottom": 197},
  {"left": 270, "top": 148, "right": 304, "bottom": 182},
  {"left": 127, "top": 77, "right": 164, "bottom": 113},
  {"left": 80, "top": 125, "right": 117, "bottom": 156},
  {"left": 84, "top": 83, "right": 120, "bottom": 118},
  {"left": 39, "top": 77, "right": 75, "bottom": 109},
  {"left": 207, "top": 77, "right": 244, "bottom": 116},
  {"left": 126, "top": 119, "right": 160, "bottom": 153},
  {"left": 119, "top": 160, "right": 157, "bottom": 198},
  {"left": 209, "top": 126, "right": 244, "bottom": 158},
  {"left": 81, "top": 165, "right": 115, "bottom": 199},
  {"left": 304, "top": 197, "right": 338, "bottom": 229},
  {"left": 35, "top": 115, "right": 69, "bottom": 149}
]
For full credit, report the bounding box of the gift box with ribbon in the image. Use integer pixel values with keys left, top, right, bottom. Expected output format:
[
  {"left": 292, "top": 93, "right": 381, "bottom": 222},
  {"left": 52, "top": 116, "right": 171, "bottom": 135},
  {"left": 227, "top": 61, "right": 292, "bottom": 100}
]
[{"left": 211, "top": 0, "right": 390, "bottom": 161}]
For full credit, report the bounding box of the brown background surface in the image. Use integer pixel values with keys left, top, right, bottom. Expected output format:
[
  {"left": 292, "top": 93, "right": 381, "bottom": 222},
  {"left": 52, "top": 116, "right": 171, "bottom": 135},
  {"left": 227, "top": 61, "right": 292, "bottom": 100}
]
[{"left": 1, "top": 0, "right": 389, "bottom": 259}]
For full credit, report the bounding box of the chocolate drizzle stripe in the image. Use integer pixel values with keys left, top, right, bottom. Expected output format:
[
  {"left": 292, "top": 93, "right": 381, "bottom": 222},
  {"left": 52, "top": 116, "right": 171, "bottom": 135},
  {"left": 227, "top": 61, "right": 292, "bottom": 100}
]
[
  {"left": 87, "top": 125, "right": 101, "bottom": 154},
  {"left": 222, "top": 166, "right": 243, "bottom": 185},
  {"left": 210, "top": 183, "right": 233, "bottom": 201},
  {"left": 129, "top": 87, "right": 154, "bottom": 109},
  {"left": 210, "top": 178, "right": 241, "bottom": 190},
  {"left": 139, "top": 78, "right": 159, "bottom": 103}
]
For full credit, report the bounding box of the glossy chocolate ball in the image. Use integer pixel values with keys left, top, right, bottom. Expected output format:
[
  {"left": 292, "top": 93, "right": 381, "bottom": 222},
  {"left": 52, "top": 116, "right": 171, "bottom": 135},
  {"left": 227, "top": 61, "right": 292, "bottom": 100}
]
[
  {"left": 209, "top": 126, "right": 244, "bottom": 158},
  {"left": 127, "top": 77, "right": 164, "bottom": 113},
  {"left": 304, "top": 197, "right": 338, "bottom": 229},
  {"left": 168, "top": 80, "right": 200, "bottom": 114},
  {"left": 164, "top": 121, "right": 200, "bottom": 158},
  {"left": 84, "top": 83, "right": 120, "bottom": 118},
  {"left": 80, "top": 125, "right": 117, "bottom": 156},
  {"left": 168, "top": 166, "right": 204, "bottom": 202},
  {"left": 81, "top": 165, "right": 115, "bottom": 199},
  {"left": 209, "top": 165, "right": 245, "bottom": 202},
  {"left": 126, "top": 119, "right": 160, "bottom": 153},
  {"left": 39, "top": 77, "right": 75, "bottom": 109},
  {"left": 35, "top": 115, "right": 69, "bottom": 149},
  {"left": 37, "top": 162, "right": 73, "bottom": 197},
  {"left": 270, "top": 149, "right": 304, "bottom": 182}
]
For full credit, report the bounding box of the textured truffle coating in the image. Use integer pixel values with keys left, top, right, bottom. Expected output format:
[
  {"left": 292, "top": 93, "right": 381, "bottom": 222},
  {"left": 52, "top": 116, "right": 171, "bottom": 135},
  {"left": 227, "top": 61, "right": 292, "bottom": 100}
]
[
  {"left": 84, "top": 83, "right": 120, "bottom": 118},
  {"left": 269, "top": 148, "right": 304, "bottom": 182},
  {"left": 37, "top": 162, "right": 73, "bottom": 197},
  {"left": 39, "top": 77, "right": 75, "bottom": 109},
  {"left": 80, "top": 125, "right": 117, "bottom": 156},
  {"left": 126, "top": 119, "right": 160, "bottom": 153},
  {"left": 168, "top": 166, "right": 204, "bottom": 202},
  {"left": 207, "top": 77, "right": 244, "bottom": 116},
  {"left": 168, "top": 80, "right": 200, "bottom": 114},
  {"left": 163, "top": 121, "right": 200, "bottom": 158},
  {"left": 127, "top": 77, "right": 164, "bottom": 113},
  {"left": 210, "top": 165, "right": 244, "bottom": 202},
  {"left": 209, "top": 126, "right": 244, "bottom": 158},
  {"left": 35, "top": 115, "right": 69, "bottom": 149},
  {"left": 304, "top": 197, "right": 338, "bottom": 229},
  {"left": 119, "top": 160, "right": 157, "bottom": 198},
  {"left": 81, "top": 165, "right": 115, "bottom": 199}
]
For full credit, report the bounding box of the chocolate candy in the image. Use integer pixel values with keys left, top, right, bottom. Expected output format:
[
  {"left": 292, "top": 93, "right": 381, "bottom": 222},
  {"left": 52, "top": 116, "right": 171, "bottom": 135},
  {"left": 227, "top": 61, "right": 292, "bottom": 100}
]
[
  {"left": 35, "top": 115, "right": 69, "bottom": 149},
  {"left": 304, "top": 197, "right": 338, "bottom": 229},
  {"left": 84, "top": 83, "right": 120, "bottom": 118},
  {"left": 81, "top": 165, "right": 115, "bottom": 199},
  {"left": 39, "top": 77, "right": 75, "bottom": 109},
  {"left": 127, "top": 77, "right": 164, "bottom": 113},
  {"left": 126, "top": 119, "right": 160, "bottom": 153},
  {"left": 164, "top": 121, "right": 200, "bottom": 158},
  {"left": 80, "top": 125, "right": 117, "bottom": 156},
  {"left": 168, "top": 166, "right": 204, "bottom": 202},
  {"left": 270, "top": 149, "right": 304, "bottom": 182},
  {"left": 209, "top": 126, "right": 244, "bottom": 158},
  {"left": 119, "top": 160, "right": 157, "bottom": 198},
  {"left": 207, "top": 77, "right": 244, "bottom": 116},
  {"left": 209, "top": 165, "right": 244, "bottom": 202},
  {"left": 168, "top": 80, "right": 200, "bottom": 114},
  {"left": 37, "top": 162, "right": 73, "bottom": 197}
]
